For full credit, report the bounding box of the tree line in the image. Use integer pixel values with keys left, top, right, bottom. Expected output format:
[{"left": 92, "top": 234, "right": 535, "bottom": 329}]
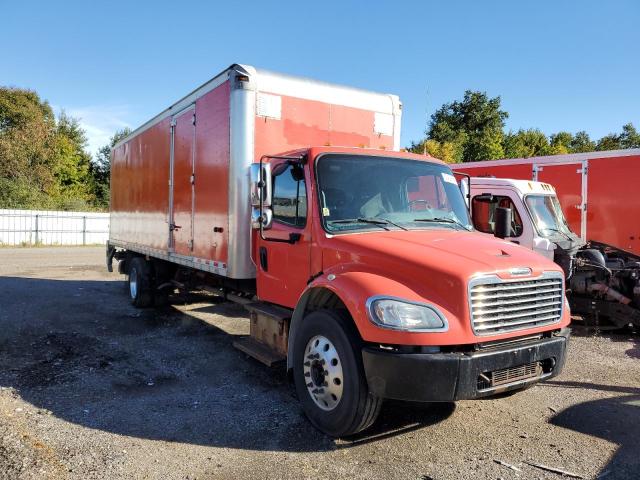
[
  {"left": 1, "top": 85, "right": 639, "bottom": 211},
  {"left": 0, "top": 86, "right": 129, "bottom": 211},
  {"left": 410, "top": 90, "right": 640, "bottom": 163}
]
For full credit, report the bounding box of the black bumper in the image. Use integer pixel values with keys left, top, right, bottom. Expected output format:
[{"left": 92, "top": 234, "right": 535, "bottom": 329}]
[{"left": 362, "top": 329, "right": 570, "bottom": 402}]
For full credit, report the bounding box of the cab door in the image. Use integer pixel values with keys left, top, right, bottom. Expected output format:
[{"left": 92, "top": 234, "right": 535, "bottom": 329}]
[{"left": 256, "top": 161, "right": 312, "bottom": 308}]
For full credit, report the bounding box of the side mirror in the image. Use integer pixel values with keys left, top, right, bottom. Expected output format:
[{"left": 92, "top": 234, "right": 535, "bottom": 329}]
[
  {"left": 250, "top": 163, "right": 272, "bottom": 207},
  {"left": 250, "top": 163, "right": 273, "bottom": 231},
  {"left": 495, "top": 207, "right": 512, "bottom": 239},
  {"left": 251, "top": 207, "right": 272, "bottom": 230}
]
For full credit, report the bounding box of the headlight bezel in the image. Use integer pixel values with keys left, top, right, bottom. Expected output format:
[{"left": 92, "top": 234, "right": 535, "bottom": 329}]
[{"left": 365, "top": 295, "right": 449, "bottom": 332}]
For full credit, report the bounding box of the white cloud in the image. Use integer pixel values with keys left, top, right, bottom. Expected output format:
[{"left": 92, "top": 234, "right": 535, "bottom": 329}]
[{"left": 54, "top": 104, "right": 133, "bottom": 157}]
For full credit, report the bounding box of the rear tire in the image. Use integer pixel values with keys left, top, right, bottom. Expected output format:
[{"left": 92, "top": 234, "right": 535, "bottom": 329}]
[
  {"left": 128, "top": 257, "right": 154, "bottom": 308},
  {"left": 293, "top": 309, "right": 382, "bottom": 437}
]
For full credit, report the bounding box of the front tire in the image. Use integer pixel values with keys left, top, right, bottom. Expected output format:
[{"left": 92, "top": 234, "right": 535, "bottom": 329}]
[
  {"left": 293, "top": 310, "right": 382, "bottom": 437},
  {"left": 128, "top": 257, "right": 154, "bottom": 308}
]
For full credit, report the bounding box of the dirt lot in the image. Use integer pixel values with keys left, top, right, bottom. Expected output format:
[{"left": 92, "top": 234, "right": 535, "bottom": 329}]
[{"left": 0, "top": 247, "right": 638, "bottom": 480}]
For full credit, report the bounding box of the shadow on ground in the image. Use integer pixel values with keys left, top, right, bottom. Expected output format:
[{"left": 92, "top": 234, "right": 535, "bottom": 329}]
[
  {"left": 0, "top": 275, "right": 453, "bottom": 453},
  {"left": 543, "top": 379, "right": 640, "bottom": 479}
]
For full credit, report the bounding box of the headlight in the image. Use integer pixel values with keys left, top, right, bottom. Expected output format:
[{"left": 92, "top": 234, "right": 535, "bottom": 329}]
[{"left": 367, "top": 297, "right": 448, "bottom": 332}]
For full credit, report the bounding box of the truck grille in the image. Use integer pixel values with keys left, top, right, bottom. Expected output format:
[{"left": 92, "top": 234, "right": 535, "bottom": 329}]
[
  {"left": 469, "top": 273, "right": 563, "bottom": 336},
  {"left": 477, "top": 361, "right": 541, "bottom": 391}
]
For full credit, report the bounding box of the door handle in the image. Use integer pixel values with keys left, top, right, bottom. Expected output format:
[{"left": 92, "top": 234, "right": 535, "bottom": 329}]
[{"left": 170, "top": 224, "right": 182, "bottom": 231}]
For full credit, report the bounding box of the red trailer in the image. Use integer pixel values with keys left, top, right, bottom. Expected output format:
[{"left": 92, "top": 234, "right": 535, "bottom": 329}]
[
  {"left": 107, "top": 64, "right": 570, "bottom": 436},
  {"left": 453, "top": 149, "right": 640, "bottom": 255}
]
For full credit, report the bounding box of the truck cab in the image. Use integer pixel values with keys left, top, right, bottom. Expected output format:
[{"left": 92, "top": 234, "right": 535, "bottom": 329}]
[
  {"left": 467, "top": 177, "right": 584, "bottom": 265},
  {"left": 466, "top": 176, "right": 640, "bottom": 330},
  {"left": 250, "top": 148, "right": 571, "bottom": 435}
]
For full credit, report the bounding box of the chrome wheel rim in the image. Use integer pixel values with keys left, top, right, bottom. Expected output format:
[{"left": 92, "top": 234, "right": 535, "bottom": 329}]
[
  {"left": 129, "top": 268, "right": 138, "bottom": 300},
  {"left": 303, "top": 335, "right": 344, "bottom": 411}
]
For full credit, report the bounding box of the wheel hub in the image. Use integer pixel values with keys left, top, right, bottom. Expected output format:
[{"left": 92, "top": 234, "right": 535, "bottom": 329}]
[
  {"left": 303, "top": 335, "right": 344, "bottom": 411},
  {"left": 129, "top": 268, "right": 138, "bottom": 299}
]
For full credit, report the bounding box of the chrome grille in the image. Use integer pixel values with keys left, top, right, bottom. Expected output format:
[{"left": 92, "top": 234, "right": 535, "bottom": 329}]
[{"left": 469, "top": 273, "right": 563, "bottom": 336}]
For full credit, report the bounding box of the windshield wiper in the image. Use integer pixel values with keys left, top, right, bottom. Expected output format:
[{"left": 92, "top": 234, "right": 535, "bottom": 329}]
[
  {"left": 328, "top": 217, "right": 408, "bottom": 231},
  {"left": 542, "top": 226, "right": 574, "bottom": 241},
  {"left": 413, "top": 217, "right": 468, "bottom": 230}
]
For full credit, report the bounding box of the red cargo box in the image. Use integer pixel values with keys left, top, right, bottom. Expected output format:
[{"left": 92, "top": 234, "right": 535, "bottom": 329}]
[
  {"left": 453, "top": 149, "right": 640, "bottom": 253},
  {"left": 109, "top": 64, "right": 402, "bottom": 278}
]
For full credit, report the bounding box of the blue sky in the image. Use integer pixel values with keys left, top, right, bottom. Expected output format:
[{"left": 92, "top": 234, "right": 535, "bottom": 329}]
[{"left": 1, "top": 0, "right": 638, "bottom": 156}]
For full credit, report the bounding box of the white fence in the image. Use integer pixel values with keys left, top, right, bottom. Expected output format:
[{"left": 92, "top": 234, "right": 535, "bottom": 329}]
[{"left": 0, "top": 209, "right": 110, "bottom": 246}]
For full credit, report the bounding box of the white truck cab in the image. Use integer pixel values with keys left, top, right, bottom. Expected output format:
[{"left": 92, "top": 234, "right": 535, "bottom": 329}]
[{"left": 467, "top": 177, "right": 577, "bottom": 260}]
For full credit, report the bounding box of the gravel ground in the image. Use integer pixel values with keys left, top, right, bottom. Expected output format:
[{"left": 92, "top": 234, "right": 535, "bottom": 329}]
[{"left": 0, "top": 246, "right": 639, "bottom": 480}]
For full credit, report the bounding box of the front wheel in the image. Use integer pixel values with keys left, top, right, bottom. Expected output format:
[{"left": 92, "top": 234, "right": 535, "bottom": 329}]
[
  {"left": 128, "top": 257, "right": 154, "bottom": 308},
  {"left": 293, "top": 310, "right": 382, "bottom": 437}
]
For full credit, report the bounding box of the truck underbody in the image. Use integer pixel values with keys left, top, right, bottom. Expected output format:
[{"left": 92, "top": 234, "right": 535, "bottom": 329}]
[{"left": 566, "top": 241, "right": 640, "bottom": 329}]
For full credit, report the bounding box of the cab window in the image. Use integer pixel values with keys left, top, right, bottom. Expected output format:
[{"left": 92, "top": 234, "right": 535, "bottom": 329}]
[
  {"left": 272, "top": 164, "right": 307, "bottom": 227},
  {"left": 472, "top": 195, "right": 523, "bottom": 236}
]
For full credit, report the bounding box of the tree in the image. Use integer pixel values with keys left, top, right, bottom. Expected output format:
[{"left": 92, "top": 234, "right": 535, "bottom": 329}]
[
  {"left": 427, "top": 90, "right": 507, "bottom": 162},
  {"left": 0, "top": 86, "right": 95, "bottom": 210},
  {"left": 596, "top": 133, "right": 622, "bottom": 151},
  {"left": 620, "top": 123, "right": 640, "bottom": 148},
  {"left": 503, "top": 129, "right": 552, "bottom": 158},
  {"left": 90, "top": 128, "right": 131, "bottom": 208},
  {"left": 408, "top": 138, "right": 465, "bottom": 164},
  {"left": 569, "top": 131, "right": 596, "bottom": 153},
  {"left": 549, "top": 131, "right": 572, "bottom": 155}
]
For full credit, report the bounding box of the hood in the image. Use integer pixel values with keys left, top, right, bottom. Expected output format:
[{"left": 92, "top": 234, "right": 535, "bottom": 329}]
[
  {"left": 322, "top": 228, "right": 563, "bottom": 321},
  {"left": 324, "top": 228, "right": 560, "bottom": 281}
]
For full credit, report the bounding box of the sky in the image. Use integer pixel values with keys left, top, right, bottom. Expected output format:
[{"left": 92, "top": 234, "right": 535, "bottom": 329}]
[{"left": 1, "top": 0, "right": 639, "bottom": 156}]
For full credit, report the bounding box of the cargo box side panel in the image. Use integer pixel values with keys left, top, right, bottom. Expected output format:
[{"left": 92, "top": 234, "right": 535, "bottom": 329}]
[
  {"left": 254, "top": 95, "right": 395, "bottom": 157},
  {"left": 110, "top": 117, "right": 171, "bottom": 251},
  {"left": 587, "top": 155, "right": 640, "bottom": 254},
  {"left": 535, "top": 162, "right": 584, "bottom": 239},
  {"left": 193, "top": 81, "right": 231, "bottom": 263}
]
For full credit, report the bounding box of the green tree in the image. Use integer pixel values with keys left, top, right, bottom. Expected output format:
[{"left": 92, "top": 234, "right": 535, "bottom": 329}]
[
  {"left": 503, "top": 129, "right": 552, "bottom": 158},
  {"left": 569, "top": 131, "right": 596, "bottom": 153},
  {"left": 427, "top": 90, "right": 507, "bottom": 162},
  {"left": 409, "top": 138, "right": 465, "bottom": 164},
  {"left": 0, "top": 86, "right": 94, "bottom": 210},
  {"left": 549, "top": 131, "right": 573, "bottom": 154},
  {"left": 596, "top": 133, "right": 622, "bottom": 151},
  {"left": 90, "top": 128, "right": 131, "bottom": 208},
  {"left": 620, "top": 123, "right": 640, "bottom": 148}
]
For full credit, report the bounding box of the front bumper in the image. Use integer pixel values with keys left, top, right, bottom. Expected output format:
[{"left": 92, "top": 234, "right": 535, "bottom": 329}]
[{"left": 362, "top": 328, "right": 570, "bottom": 402}]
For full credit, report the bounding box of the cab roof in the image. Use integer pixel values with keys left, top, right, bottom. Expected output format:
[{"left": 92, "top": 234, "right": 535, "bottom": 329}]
[{"left": 470, "top": 177, "right": 557, "bottom": 195}]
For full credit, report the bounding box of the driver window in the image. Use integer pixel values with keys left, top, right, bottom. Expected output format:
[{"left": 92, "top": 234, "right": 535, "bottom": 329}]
[
  {"left": 472, "top": 195, "right": 523, "bottom": 237},
  {"left": 272, "top": 164, "right": 307, "bottom": 228}
]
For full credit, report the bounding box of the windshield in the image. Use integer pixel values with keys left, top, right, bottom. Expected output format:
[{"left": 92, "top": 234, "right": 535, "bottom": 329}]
[
  {"left": 316, "top": 154, "right": 472, "bottom": 233},
  {"left": 525, "top": 194, "right": 573, "bottom": 237}
]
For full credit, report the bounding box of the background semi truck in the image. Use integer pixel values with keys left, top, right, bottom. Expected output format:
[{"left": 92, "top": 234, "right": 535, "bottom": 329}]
[
  {"left": 452, "top": 149, "right": 640, "bottom": 254},
  {"left": 459, "top": 176, "right": 640, "bottom": 329},
  {"left": 107, "top": 64, "right": 570, "bottom": 436}
]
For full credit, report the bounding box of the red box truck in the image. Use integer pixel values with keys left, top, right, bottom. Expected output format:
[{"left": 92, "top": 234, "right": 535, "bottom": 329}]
[{"left": 107, "top": 64, "right": 570, "bottom": 436}]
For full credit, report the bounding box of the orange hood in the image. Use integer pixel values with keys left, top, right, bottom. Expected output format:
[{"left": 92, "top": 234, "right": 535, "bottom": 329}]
[{"left": 321, "top": 229, "right": 564, "bottom": 322}]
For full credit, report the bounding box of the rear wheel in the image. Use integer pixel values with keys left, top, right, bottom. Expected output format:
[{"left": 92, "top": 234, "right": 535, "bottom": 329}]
[
  {"left": 293, "top": 309, "right": 382, "bottom": 437},
  {"left": 128, "top": 257, "right": 153, "bottom": 308}
]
